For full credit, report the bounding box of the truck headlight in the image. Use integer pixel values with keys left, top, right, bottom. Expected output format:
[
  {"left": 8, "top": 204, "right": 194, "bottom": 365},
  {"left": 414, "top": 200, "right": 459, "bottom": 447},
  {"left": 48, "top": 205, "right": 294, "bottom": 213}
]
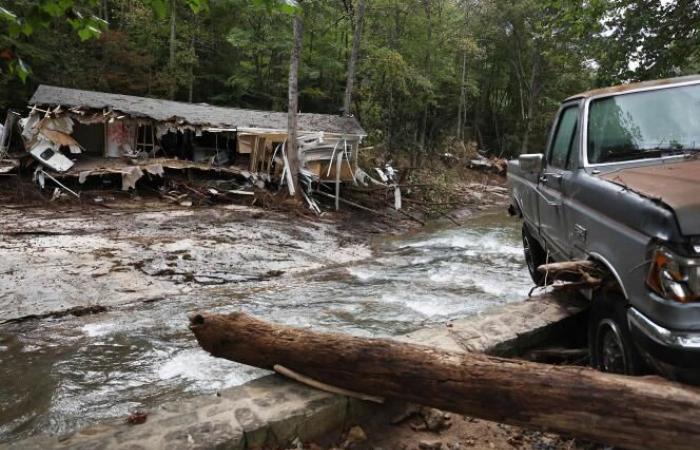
[{"left": 646, "top": 247, "right": 700, "bottom": 303}]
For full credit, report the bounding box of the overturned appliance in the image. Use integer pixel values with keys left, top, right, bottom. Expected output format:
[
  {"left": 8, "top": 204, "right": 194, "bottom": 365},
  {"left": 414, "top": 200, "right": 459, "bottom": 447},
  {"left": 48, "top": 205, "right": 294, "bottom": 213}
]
[{"left": 20, "top": 85, "right": 366, "bottom": 197}]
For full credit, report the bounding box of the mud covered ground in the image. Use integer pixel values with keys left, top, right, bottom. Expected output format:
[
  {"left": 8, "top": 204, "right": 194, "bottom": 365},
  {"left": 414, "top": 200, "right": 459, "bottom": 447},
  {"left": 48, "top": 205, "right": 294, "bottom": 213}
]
[{"left": 0, "top": 203, "right": 372, "bottom": 322}]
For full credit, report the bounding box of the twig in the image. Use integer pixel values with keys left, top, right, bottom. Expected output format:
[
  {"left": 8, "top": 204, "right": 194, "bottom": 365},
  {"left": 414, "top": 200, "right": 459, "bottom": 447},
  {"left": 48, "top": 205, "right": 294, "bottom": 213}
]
[{"left": 274, "top": 364, "right": 384, "bottom": 404}]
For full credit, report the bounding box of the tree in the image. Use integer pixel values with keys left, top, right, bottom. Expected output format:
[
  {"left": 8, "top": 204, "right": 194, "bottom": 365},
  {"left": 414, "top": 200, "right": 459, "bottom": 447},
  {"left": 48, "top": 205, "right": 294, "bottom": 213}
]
[
  {"left": 287, "top": 8, "right": 303, "bottom": 196},
  {"left": 343, "top": 0, "right": 366, "bottom": 115},
  {"left": 593, "top": 0, "right": 700, "bottom": 83},
  {"left": 0, "top": 0, "right": 107, "bottom": 82}
]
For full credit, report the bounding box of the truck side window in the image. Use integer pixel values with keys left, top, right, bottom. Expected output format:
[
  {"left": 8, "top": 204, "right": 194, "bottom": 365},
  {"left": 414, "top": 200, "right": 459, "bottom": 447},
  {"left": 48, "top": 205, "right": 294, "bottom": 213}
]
[{"left": 548, "top": 106, "right": 578, "bottom": 169}]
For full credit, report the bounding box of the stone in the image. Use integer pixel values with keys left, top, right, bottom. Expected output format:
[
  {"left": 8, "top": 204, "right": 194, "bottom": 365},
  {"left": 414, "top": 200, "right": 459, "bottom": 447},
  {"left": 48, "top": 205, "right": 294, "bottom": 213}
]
[
  {"left": 418, "top": 439, "right": 443, "bottom": 450},
  {"left": 164, "top": 421, "right": 244, "bottom": 450},
  {"left": 341, "top": 426, "right": 367, "bottom": 449},
  {"left": 420, "top": 407, "right": 452, "bottom": 432}
]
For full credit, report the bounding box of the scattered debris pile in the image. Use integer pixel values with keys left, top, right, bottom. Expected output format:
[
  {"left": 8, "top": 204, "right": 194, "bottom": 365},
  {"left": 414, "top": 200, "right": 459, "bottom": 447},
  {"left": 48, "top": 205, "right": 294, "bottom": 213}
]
[
  {"left": 467, "top": 154, "right": 507, "bottom": 175},
  {"left": 0, "top": 85, "right": 366, "bottom": 208},
  {"left": 1, "top": 85, "right": 510, "bottom": 220}
]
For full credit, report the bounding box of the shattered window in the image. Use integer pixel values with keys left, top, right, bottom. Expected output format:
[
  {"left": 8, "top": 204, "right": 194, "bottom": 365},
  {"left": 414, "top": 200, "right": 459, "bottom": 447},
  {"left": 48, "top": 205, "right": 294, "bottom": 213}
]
[{"left": 136, "top": 124, "right": 155, "bottom": 153}]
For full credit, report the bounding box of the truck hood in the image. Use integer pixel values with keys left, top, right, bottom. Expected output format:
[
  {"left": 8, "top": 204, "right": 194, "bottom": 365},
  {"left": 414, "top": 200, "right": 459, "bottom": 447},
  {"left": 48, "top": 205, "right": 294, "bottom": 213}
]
[{"left": 600, "top": 158, "right": 700, "bottom": 236}]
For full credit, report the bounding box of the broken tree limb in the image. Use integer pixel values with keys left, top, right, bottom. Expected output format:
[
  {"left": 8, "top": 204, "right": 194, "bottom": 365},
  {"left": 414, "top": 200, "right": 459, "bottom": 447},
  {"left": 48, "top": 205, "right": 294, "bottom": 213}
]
[
  {"left": 538, "top": 260, "right": 603, "bottom": 287},
  {"left": 274, "top": 364, "right": 384, "bottom": 404},
  {"left": 190, "top": 312, "right": 700, "bottom": 450},
  {"left": 537, "top": 260, "right": 600, "bottom": 274},
  {"left": 314, "top": 189, "right": 385, "bottom": 216}
]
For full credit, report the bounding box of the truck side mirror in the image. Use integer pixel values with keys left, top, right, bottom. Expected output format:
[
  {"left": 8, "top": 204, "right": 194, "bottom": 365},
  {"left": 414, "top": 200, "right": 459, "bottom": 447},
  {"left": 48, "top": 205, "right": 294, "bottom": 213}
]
[{"left": 519, "top": 153, "right": 544, "bottom": 174}]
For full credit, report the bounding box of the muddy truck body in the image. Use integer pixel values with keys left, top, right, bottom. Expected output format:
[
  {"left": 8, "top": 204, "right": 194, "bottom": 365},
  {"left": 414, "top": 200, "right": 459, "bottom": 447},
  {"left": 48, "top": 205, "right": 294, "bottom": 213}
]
[{"left": 507, "top": 76, "right": 700, "bottom": 383}]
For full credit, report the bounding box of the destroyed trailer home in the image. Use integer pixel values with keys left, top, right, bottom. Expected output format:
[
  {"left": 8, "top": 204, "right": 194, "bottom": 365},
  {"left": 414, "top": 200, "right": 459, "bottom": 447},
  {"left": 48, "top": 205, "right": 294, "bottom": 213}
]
[{"left": 13, "top": 85, "right": 365, "bottom": 204}]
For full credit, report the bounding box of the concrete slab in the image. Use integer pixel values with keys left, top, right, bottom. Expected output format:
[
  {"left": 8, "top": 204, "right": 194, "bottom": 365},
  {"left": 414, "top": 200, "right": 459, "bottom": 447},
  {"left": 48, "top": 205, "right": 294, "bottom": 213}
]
[
  {"left": 5, "top": 293, "right": 587, "bottom": 450},
  {"left": 399, "top": 291, "right": 587, "bottom": 356}
]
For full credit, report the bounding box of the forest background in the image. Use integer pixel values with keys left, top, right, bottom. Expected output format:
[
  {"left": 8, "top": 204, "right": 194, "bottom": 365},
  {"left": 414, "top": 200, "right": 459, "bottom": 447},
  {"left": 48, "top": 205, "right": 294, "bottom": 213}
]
[{"left": 1, "top": 0, "right": 699, "bottom": 164}]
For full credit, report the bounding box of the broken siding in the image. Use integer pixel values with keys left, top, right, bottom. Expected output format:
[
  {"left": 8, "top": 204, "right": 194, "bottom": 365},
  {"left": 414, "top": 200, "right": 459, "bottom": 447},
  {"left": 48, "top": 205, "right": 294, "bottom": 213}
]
[{"left": 29, "top": 85, "right": 365, "bottom": 136}]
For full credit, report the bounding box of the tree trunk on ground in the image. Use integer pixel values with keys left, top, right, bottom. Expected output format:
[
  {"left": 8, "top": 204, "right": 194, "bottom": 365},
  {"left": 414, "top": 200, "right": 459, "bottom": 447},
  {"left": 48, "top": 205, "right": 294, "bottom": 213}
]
[
  {"left": 287, "top": 13, "right": 303, "bottom": 195},
  {"left": 343, "top": 0, "right": 366, "bottom": 115},
  {"left": 190, "top": 311, "right": 700, "bottom": 450}
]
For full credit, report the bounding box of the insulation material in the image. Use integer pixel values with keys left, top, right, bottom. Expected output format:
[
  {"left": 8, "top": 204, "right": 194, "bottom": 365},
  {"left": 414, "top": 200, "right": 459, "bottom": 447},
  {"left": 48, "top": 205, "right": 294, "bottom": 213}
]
[
  {"left": 40, "top": 129, "right": 83, "bottom": 154},
  {"left": 121, "top": 166, "right": 144, "bottom": 191},
  {"left": 143, "top": 164, "right": 164, "bottom": 177}
]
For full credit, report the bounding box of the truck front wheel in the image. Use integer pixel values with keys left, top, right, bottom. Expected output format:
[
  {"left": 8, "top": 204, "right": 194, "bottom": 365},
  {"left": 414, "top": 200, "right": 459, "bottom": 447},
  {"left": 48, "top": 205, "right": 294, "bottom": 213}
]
[
  {"left": 522, "top": 225, "right": 548, "bottom": 286},
  {"left": 589, "top": 291, "right": 645, "bottom": 375}
]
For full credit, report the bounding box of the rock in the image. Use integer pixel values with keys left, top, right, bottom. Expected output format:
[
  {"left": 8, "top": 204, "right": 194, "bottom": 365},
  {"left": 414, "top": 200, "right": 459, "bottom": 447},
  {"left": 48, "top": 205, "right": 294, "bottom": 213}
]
[
  {"left": 341, "top": 426, "right": 367, "bottom": 449},
  {"left": 507, "top": 434, "right": 525, "bottom": 447},
  {"left": 418, "top": 439, "right": 443, "bottom": 450},
  {"left": 421, "top": 407, "right": 452, "bottom": 432},
  {"left": 125, "top": 411, "right": 148, "bottom": 425}
]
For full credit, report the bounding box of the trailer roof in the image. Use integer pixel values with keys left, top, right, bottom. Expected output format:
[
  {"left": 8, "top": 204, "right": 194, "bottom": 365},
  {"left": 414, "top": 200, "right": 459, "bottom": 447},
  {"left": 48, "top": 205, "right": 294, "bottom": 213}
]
[{"left": 30, "top": 85, "right": 365, "bottom": 136}]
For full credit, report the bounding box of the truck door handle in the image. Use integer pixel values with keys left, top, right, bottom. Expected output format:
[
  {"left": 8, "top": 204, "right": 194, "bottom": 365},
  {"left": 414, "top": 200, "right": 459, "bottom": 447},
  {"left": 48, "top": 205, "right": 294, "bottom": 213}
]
[{"left": 540, "top": 172, "right": 562, "bottom": 183}]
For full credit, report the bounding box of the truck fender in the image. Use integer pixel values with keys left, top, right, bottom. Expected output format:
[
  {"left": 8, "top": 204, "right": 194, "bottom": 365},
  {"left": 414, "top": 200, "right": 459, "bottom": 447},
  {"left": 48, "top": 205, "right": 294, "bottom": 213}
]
[{"left": 587, "top": 251, "right": 630, "bottom": 301}]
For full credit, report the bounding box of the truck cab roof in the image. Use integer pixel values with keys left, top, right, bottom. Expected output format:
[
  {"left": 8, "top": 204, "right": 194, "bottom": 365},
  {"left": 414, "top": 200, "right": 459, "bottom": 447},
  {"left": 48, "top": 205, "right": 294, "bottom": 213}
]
[{"left": 565, "top": 75, "right": 700, "bottom": 102}]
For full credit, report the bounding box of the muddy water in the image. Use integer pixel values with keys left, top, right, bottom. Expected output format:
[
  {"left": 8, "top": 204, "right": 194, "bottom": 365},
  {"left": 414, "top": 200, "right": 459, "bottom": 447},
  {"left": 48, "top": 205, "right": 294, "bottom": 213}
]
[{"left": 0, "top": 212, "right": 530, "bottom": 443}]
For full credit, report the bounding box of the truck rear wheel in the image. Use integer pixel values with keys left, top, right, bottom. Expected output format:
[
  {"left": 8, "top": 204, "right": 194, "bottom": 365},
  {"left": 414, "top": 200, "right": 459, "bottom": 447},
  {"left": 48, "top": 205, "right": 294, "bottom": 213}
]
[
  {"left": 522, "top": 225, "right": 548, "bottom": 286},
  {"left": 589, "top": 290, "right": 645, "bottom": 375}
]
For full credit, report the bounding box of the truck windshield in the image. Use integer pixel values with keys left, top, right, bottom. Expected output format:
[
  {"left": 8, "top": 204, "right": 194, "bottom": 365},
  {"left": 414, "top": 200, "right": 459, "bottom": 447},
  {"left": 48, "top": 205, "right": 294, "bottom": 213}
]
[{"left": 587, "top": 83, "right": 700, "bottom": 164}]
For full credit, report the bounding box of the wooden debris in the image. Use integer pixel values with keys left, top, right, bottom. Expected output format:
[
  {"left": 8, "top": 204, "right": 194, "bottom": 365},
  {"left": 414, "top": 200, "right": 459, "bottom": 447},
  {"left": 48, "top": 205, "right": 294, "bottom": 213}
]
[
  {"left": 190, "top": 311, "right": 700, "bottom": 450},
  {"left": 537, "top": 260, "right": 604, "bottom": 287}
]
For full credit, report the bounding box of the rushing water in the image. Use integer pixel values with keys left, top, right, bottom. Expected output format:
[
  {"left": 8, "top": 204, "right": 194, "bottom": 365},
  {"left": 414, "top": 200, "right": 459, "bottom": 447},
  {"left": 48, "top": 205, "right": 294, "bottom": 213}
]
[{"left": 0, "top": 212, "right": 531, "bottom": 443}]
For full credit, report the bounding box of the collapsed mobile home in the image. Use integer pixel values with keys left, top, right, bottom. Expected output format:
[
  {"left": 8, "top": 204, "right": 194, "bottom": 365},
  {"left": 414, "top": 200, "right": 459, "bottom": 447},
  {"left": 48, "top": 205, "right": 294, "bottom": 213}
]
[{"left": 5, "top": 85, "right": 375, "bottom": 207}]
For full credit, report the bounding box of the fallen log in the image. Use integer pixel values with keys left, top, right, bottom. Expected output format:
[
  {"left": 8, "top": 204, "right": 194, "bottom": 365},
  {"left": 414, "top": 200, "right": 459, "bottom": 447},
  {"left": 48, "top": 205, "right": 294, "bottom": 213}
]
[{"left": 190, "top": 312, "right": 700, "bottom": 450}]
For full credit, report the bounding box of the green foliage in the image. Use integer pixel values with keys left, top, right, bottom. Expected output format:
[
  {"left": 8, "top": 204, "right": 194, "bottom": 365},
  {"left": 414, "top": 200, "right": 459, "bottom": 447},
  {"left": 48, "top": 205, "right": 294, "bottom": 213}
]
[{"left": 1, "top": 0, "right": 698, "bottom": 160}]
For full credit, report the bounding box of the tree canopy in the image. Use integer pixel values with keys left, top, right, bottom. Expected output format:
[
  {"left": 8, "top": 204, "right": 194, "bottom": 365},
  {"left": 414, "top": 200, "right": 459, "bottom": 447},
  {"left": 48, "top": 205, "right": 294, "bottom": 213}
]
[{"left": 1, "top": 0, "right": 699, "bottom": 158}]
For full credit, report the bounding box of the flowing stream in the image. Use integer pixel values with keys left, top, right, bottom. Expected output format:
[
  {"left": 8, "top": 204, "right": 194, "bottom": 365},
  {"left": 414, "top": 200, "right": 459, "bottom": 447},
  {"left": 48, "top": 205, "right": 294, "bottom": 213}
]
[{"left": 0, "top": 211, "right": 531, "bottom": 443}]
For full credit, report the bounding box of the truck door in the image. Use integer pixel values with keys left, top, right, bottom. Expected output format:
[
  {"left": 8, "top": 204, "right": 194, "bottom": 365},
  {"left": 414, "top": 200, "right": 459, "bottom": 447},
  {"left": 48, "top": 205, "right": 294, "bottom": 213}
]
[{"left": 537, "top": 104, "right": 579, "bottom": 260}]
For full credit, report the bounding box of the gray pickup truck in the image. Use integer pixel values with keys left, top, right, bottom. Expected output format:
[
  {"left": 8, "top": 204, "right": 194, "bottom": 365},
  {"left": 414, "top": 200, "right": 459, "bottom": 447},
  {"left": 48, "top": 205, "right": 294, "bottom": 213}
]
[{"left": 508, "top": 76, "right": 700, "bottom": 383}]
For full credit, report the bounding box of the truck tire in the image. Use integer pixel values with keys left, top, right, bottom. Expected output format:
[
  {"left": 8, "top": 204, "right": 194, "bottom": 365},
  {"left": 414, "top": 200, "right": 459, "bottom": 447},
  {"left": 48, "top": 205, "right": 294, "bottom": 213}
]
[
  {"left": 589, "top": 290, "right": 646, "bottom": 375},
  {"left": 522, "top": 224, "right": 548, "bottom": 286}
]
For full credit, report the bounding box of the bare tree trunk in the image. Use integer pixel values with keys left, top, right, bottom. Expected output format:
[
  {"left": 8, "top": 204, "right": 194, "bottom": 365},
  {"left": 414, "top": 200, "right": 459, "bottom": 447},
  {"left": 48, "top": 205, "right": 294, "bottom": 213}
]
[
  {"left": 343, "top": 0, "right": 366, "bottom": 115},
  {"left": 456, "top": 0, "right": 470, "bottom": 140},
  {"left": 188, "top": 16, "right": 197, "bottom": 103},
  {"left": 520, "top": 54, "right": 541, "bottom": 154},
  {"left": 169, "top": 0, "right": 177, "bottom": 100},
  {"left": 101, "top": 0, "right": 109, "bottom": 21},
  {"left": 457, "top": 49, "right": 467, "bottom": 140},
  {"left": 418, "top": 0, "right": 431, "bottom": 159},
  {"left": 191, "top": 311, "right": 700, "bottom": 450},
  {"left": 287, "top": 13, "right": 304, "bottom": 196}
]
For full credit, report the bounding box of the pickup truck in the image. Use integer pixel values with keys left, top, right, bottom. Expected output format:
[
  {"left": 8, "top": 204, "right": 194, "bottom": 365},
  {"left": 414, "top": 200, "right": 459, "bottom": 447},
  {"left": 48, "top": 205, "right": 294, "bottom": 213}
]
[{"left": 507, "top": 75, "right": 700, "bottom": 383}]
